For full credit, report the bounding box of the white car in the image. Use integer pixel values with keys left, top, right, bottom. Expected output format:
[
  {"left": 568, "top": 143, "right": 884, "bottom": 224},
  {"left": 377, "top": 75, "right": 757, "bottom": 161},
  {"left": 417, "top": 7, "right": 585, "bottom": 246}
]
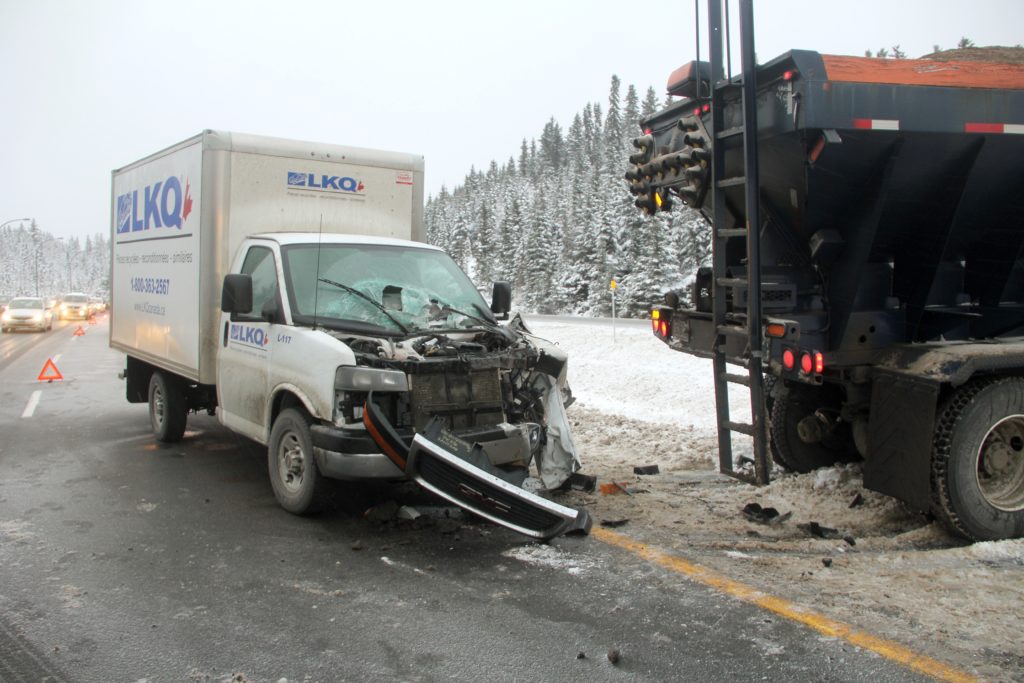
[{"left": 1, "top": 297, "right": 53, "bottom": 333}]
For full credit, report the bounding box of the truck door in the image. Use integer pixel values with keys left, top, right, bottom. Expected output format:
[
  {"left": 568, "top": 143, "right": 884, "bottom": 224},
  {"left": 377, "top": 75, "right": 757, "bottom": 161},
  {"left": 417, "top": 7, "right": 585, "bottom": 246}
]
[{"left": 217, "top": 244, "right": 281, "bottom": 442}]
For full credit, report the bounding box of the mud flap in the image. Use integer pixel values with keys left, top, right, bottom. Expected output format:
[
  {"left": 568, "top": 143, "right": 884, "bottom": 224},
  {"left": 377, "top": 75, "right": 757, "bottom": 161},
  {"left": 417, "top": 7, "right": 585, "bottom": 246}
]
[{"left": 364, "top": 396, "right": 591, "bottom": 540}]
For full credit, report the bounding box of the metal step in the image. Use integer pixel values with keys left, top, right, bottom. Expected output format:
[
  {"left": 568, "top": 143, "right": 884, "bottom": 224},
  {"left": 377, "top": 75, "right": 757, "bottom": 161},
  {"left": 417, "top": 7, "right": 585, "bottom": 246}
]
[
  {"left": 724, "top": 420, "right": 755, "bottom": 437},
  {"left": 722, "top": 372, "right": 751, "bottom": 387},
  {"left": 716, "top": 277, "right": 747, "bottom": 287},
  {"left": 717, "top": 176, "right": 747, "bottom": 188},
  {"left": 716, "top": 324, "right": 748, "bottom": 337},
  {"left": 717, "top": 228, "right": 747, "bottom": 238},
  {"left": 716, "top": 126, "right": 745, "bottom": 140}
]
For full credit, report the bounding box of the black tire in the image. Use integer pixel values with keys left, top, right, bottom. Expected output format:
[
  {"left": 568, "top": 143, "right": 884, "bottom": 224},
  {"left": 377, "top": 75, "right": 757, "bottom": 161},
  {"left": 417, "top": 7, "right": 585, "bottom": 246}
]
[
  {"left": 769, "top": 381, "right": 859, "bottom": 473},
  {"left": 148, "top": 371, "right": 188, "bottom": 443},
  {"left": 932, "top": 377, "right": 1024, "bottom": 541},
  {"left": 268, "top": 408, "right": 328, "bottom": 515}
]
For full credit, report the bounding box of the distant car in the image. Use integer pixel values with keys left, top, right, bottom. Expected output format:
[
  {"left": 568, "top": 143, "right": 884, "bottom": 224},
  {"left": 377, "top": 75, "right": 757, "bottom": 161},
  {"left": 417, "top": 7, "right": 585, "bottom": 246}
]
[
  {"left": 59, "top": 292, "right": 90, "bottom": 320},
  {"left": 1, "top": 297, "right": 53, "bottom": 333},
  {"left": 0, "top": 295, "right": 11, "bottom": 315},
  {"left": 88, "top": 297, "right": 107, "bottom": 315}
]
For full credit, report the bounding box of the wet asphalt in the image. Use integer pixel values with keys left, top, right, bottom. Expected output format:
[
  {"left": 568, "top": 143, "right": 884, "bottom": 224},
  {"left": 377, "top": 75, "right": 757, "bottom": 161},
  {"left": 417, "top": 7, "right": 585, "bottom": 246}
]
[{"left": 0, "top": 318, "right": 930, "bottom": 682}]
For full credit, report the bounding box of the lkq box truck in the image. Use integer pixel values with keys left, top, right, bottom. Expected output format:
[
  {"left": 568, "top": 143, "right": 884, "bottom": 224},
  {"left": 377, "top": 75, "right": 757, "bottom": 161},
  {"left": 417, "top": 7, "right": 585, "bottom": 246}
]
[{"left": 110, "top": 130, "right": 590, "bottom": 539}]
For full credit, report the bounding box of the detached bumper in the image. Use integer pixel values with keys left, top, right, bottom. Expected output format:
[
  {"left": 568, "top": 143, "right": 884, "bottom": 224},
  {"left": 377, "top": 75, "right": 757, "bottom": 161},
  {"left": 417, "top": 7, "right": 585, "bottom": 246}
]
[{"left": 362, "top": 395, "right": 591, "bottom": 541}]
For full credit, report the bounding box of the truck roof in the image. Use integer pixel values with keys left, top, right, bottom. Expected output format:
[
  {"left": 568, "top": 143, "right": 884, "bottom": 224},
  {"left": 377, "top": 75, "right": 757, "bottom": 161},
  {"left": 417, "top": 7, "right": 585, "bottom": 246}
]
[{"left": 249, "top": 232, "right": 443, "bottom": 251}]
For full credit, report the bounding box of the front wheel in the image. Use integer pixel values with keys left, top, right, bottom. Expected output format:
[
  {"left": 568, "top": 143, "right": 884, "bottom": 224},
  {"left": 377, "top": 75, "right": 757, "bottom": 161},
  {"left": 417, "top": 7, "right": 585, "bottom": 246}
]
[
  {"left": 932, "top": 377, "right": 1024, "bottom": 540},
  {"left": 148, "top": 371, "right": 188, "bottom": 443},
  {"left": 268, "top": 408, "right": 328, "bottom": 515}
]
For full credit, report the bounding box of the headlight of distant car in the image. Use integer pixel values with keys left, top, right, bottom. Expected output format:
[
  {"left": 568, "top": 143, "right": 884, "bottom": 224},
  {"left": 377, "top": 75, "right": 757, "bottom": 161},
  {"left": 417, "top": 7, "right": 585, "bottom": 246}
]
[
  {"left": 32, "top": 313, "right": 43, "bottom": 322},
  {"left": 1, "top": 312, "right": 10, "bottom": 322}
]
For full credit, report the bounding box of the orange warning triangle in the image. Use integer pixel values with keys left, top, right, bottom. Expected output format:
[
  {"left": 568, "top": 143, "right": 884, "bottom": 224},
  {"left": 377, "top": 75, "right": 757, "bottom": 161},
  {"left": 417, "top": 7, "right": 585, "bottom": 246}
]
[
  {"left": 73, "top": 325, "right": 86, "bottom": 336},
  {"left": 88, "top": 316, "right": 97, "bottom": 325},
  {"left": 38, "top": 358, "right": 64, "bottom": 382}
]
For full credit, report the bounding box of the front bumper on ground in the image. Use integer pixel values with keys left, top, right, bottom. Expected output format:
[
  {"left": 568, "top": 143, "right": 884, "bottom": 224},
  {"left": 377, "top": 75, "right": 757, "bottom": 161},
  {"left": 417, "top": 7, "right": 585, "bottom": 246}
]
[{"left": 361, "top": 395, "right": 592, "bottom": 540}]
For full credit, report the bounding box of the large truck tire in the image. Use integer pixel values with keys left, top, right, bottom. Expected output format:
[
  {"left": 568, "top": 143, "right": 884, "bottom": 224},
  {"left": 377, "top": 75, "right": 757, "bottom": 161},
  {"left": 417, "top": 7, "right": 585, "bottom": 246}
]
[
  {"left": 769, "top": 382, "right": 859, "bottom": 473},
  {"left": 268, "top": 408, "right": 329, "bottom": 515},
  {"left": 148, "top": 371, "right": 188, "bottom": 443},
  {"left": 932, "top": 377, "right": 1024, "bottom": 541}
]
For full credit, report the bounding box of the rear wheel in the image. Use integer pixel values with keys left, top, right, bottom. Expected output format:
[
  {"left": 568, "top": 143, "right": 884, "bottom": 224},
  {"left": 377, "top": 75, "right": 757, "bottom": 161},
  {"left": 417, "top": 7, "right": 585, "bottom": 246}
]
[
  {"left": 268, "top": 408, "right": 329, "bottom": 515},
  {"left": 769, "top": 381, "right": 859, "bottom": 472},
  {"left": 148, "top": 371, "right": 188, "bottom": 443},
  {"left": 932, "top": 377, "right": 1024, "bottom": 540}
]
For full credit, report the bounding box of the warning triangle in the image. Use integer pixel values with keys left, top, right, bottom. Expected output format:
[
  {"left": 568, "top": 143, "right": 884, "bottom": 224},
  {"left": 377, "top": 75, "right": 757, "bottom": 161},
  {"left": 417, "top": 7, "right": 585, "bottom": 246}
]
[
  {"left": 73, "top": 326, "right": 86, "bottom": 336},
  {"left": 38, "top": 358, "right": 64, "bottom": 382}
]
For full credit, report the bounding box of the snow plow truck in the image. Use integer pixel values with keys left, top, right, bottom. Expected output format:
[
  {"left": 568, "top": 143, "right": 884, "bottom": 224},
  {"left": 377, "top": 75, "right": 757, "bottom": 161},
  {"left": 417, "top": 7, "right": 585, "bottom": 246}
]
[{"left": 629, "top": 0, "right": 1024, "bottom": 540}]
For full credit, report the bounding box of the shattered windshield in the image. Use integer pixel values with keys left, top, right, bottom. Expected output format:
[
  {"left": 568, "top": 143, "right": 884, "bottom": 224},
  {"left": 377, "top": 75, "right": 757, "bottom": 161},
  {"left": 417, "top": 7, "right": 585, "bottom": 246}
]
[{"left": 281, "top": 243, "right": 493, "bottom": 335}]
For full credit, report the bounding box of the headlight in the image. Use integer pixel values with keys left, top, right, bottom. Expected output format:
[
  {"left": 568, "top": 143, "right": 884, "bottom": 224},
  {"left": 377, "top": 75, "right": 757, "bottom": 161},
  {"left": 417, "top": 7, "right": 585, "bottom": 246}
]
[
  {"left": 1, "top": 312, "right": 10, "bottom": 322},
  {"left": 335, "top": 366, "right": 408, "bottom": 392},
  {"left": 32, "top": 313, "right": 42, "bottom": 322}
]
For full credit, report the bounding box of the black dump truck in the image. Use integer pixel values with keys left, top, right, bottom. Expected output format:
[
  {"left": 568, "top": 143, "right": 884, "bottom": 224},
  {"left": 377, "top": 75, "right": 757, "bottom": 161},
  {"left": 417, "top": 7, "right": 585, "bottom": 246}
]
[{"left": 628, "top": 0, "right": 1024, "bottom": 540}]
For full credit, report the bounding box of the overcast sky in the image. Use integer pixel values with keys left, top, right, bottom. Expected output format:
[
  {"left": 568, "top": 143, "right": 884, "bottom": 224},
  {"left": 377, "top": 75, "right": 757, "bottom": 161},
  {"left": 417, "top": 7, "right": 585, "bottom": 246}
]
[{"left": 1, "top": 0, "right": 1021, "bottom": 239}]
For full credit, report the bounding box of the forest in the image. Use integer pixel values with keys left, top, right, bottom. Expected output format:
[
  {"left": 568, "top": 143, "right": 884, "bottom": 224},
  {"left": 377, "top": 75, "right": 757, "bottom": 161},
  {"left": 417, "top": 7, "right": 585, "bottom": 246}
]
[
  {"left": 423, "top": 77, "right": 711, "bottom": 318},
  {"left": 0, "top": 220, "right": 110, "bottom": 299}
]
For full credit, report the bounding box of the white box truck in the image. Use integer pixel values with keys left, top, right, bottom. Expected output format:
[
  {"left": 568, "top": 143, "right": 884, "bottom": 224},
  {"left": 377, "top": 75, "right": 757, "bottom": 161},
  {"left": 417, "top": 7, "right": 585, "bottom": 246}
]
[{"left": 110, "top": 130, "right": 590, "bottom": 539}]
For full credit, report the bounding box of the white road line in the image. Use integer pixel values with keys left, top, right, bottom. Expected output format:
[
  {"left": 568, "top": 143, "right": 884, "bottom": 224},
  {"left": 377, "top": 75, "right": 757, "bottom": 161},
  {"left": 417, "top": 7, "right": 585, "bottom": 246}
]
[{"left": 22, "top": 390, "right": 42, "bottom": 418}]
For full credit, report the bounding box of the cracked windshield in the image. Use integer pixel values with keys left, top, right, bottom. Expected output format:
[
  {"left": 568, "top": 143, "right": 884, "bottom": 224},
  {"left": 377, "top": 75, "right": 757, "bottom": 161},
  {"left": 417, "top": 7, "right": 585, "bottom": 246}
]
[{"left": 283, "top": 243, "right": 491, "bottom": 334}]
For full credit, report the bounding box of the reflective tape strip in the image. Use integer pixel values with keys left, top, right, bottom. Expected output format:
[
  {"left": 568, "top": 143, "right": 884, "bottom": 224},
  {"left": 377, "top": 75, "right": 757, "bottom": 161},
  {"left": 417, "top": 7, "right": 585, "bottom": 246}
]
[
  {"left": 965, "top": 122, "right": 1024, "bottom": 134},
  {"left": 852, "top": 118, "right": 899, "bottom": 130}
]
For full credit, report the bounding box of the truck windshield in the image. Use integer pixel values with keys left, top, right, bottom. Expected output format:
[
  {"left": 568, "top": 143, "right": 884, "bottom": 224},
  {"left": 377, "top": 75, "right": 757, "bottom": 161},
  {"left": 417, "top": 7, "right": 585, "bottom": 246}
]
[{"left": 281, "top": 243, "right": 493, "bottom": 335}]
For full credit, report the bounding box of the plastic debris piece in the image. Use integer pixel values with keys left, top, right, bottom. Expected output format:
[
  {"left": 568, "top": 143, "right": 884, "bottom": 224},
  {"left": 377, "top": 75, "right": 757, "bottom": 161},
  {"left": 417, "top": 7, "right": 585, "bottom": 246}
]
[
  {"left": 599, "top": 482, "right": 633, "bottom": 496},
  {"left": 800, "top": 521, "right": 840, "bottom": 539},
  {"left": 822, "top": 558, "right": 833, "bottom": 568},
  {"left": 560, "top": 472, "right": 598, "bottom": 493},
  {"left": 633, "top": 464, "right": 660, "bottom": 475},
  {"left": 849, "top": 493, "right": 865, "bottom": 508},
  {"left": 600, "top": 518, "right": 630, "bottom": 528},
  {"left": 397, "top": 505, "right": 422, "bottom": 521},
  {"left": 364, "top": 500, "right": 399, "bottom": 522}
]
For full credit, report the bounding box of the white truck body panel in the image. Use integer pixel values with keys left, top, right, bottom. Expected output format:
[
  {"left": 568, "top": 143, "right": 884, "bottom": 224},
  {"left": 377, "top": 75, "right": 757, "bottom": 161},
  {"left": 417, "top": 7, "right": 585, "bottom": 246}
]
[{"left": 110, "top": 130, "right": 425, "bottom": 384}]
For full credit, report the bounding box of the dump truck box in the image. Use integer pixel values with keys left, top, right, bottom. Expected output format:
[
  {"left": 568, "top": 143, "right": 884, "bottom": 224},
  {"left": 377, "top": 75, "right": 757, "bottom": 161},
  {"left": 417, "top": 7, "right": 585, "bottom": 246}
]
[{"left": 630, "top": 40, "right": 1024, "bottom": 540}]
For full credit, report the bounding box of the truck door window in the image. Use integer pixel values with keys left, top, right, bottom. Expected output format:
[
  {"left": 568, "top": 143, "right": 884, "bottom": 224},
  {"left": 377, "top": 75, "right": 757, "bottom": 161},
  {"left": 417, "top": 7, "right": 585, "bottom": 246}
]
[{"left": 238, "top": 246, "right": 279, "bottom": 320}]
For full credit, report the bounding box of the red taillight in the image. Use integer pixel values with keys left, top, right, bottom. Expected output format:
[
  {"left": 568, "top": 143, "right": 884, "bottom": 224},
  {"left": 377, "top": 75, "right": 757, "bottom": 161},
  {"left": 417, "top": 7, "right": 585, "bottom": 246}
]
[
  {"left": 651, "top": 319, "right": 658, "bottom": 333},
  {"left": 660, "top": 320, "right": 669, "bottom": 337},
  {"left": 644, "top": 127, "right": 652, "bottom": 135},
  {"left": 815, "top": 352, "right": 824, "bottom": 374},
  {"left": 800, "top": 353, "right": 813, "bottom": 374},
  {"left": 693, "top": 106, "right": 702, "bottom": 117},
  {"left": 783, "top": 69, "right": 796, "bottom": 81},
  {"left": 702, "top": 103, "right": 710, "bottom": 113},
  {"left": 783, "top": 349, "right": 795, "bottom": 370}
]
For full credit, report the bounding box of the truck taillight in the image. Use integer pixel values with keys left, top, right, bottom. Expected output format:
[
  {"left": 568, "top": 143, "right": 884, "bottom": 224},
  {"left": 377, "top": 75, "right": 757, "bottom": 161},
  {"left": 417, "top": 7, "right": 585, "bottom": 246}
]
[
  {"left": 800, "top": 352, "right": 813, "bottom": 374},
  {"left": 815, "top": 351, "right": 824, "bottom": 374},
  {"left": 651, "top": 309, "right": 671, "bottom": 338},
  {"left": 796, "top": 350, "right": 824, "bottom": 375},
  {"left": 783, "top": 348, "right": 795, "bottom": 370}
]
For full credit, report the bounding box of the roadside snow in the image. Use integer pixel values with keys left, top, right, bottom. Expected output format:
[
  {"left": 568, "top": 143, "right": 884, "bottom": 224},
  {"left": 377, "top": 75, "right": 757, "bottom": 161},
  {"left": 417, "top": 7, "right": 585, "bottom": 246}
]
[{"left": 526, "top": 315, "right": 1024, "bottom": 681}]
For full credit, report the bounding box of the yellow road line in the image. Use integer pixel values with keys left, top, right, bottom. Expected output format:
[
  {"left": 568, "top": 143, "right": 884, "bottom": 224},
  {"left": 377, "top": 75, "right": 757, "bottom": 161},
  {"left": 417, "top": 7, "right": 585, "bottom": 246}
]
[{"left": 591, "top": 527, "right": 976, "bottom": 683}]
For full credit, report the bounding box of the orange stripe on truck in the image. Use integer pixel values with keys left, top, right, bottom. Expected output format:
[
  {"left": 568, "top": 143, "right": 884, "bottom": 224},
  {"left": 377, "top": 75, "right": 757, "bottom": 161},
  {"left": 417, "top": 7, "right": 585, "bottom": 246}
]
[{"left": 821, "top": 54, "right": 1024, "bottom": 89}]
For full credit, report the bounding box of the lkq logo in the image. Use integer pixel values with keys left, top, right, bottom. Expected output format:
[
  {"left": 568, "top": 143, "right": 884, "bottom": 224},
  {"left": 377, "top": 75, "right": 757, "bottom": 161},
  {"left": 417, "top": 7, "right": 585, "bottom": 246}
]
[
  {"left": 230, "top": 323, "right": 271, "bottom": 351},
  {"left": 117, "top": 176, "right": 193, "bottom": 235},
  {"left": 287, "top": 171, "right": 365, "bottom": 196}
]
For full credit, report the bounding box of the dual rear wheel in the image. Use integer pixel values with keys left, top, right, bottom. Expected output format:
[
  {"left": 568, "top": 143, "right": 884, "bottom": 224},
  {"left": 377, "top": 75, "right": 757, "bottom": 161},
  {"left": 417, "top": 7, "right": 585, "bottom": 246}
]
[{"left": 768, "top": 377, "right": 1024, "bottom": 541}]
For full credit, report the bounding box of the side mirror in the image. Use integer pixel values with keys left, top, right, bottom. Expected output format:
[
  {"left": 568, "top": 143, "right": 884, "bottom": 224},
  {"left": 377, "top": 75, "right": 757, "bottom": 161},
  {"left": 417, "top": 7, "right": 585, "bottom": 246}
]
[
  {"left": 490, "top": 281, "right": 511, "bottom": 320},
  {"left": 222, "top": 274, "right": 253, "bottom": 314}
]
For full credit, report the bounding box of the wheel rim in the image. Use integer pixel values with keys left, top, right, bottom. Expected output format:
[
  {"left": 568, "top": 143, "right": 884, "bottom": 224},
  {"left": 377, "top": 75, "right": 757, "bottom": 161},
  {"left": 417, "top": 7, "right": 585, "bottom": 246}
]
[
  {"left": 277, "top": 431, "right": 306, "bottom": 495},
  {"left": 152, "top": 384, "right": 165, "bottom": 427},
  {"left": 976, "top": 414, "right": 1024, "bottom": 512}
]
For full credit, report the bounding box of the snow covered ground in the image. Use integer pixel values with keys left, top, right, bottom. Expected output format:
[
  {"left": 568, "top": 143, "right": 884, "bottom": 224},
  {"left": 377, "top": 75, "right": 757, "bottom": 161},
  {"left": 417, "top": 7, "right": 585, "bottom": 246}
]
[{"left": 526, "top": 315, "right": 1024, "bottom": 681}]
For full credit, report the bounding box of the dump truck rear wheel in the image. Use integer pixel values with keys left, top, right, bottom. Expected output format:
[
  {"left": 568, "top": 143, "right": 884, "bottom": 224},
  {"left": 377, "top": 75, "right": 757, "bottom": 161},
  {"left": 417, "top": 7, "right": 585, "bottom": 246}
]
[
  {"left": 268, "top": 408, "right": 328, "bottom": 515},
  {"left": 769, "top": 382, "right": 858, "bottom": 473},
  {"left": 932, "top": 377, "right": 1024, "bottom": 541},
  {"left": 148, "top": 371, "right": 187, "bottom": 443}
]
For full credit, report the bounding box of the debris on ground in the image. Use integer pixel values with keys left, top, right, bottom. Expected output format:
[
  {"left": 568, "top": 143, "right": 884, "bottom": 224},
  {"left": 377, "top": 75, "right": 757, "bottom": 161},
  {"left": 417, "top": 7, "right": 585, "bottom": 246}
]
[
  {"left": 561, "top": 472, "right": 598, "bottom": 493},
  {"left": 350, "top": 540, "right": 364, "bottom": 551},
  {"left": 364, "top": 500, "right": 399, "bottom": 522},
  {"left": 599, "top": 482, "right": 634, "bottom": 496},
  {"left": 741, "top": 502, "right": 792, "bottom": 525},
  {"left": 800, "top": 521, "right": 841, "bottom": 539},
  {"left": 822, "top": 558, "right": 833, "bottom": 568},
  {"left": 600, "top": 518, "right": 629, "bottom": 528},
  {"left": 397, "top": 505, "right": 422, "bottom": 521},
  {"left": 607, "top": 648, "right": 621, "bottom": 665},
  {"left": 848, "top": 493, "right": 864, "bottom": 508},
  {"left": 633, "top": 464, "right": 660, "bottom": 475},
  {"left": 576, "top": 652, "right": 587, "bottom": 660}
]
